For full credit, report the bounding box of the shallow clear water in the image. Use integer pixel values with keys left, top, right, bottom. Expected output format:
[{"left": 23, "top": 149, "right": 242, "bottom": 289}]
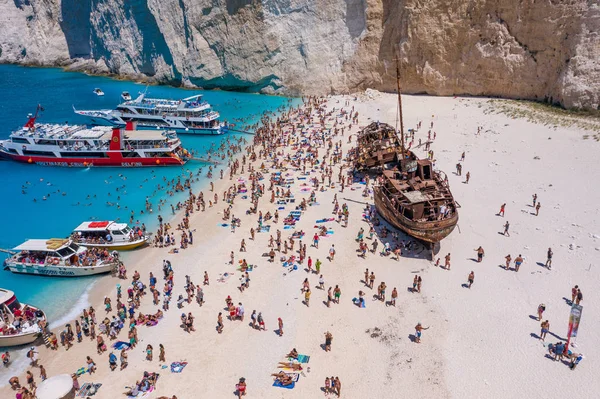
[{"left": 0, "top": 65, "right": 297, "bottom": 325}]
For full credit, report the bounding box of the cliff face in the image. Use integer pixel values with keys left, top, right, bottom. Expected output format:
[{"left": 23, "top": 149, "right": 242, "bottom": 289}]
[{"left": 0, "top": 0, "right": 598, "bottom": 110}]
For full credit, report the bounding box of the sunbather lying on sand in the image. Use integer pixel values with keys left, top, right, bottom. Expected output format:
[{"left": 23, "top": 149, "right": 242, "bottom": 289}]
[
  {"left": 286, "top": 348, "right": 298, "bottom": 359},
  {"left": 271, "top": 372, "right": 294, "bottom": 386},
  {"left": 277, "top": 362, "right": 302, "bottom": 370}
]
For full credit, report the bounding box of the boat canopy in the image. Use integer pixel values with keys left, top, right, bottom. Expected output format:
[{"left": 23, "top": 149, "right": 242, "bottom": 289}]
[
  {"left": 13, "top": 239, "right": 70, "bottom": 251},
  {"left": 0, "top": 288, "right": 16, "bottom": 305},
  {"left": 74, "top": 221, "right": 128, "bottom": 232}
]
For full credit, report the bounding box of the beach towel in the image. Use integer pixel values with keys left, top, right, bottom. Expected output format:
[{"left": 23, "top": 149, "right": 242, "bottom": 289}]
[
  {"left": 170, "top": 361, "right": 188, "bottom": 373},
  {"left": 278, "top": 206, "right": 285, "bottom": 210},
  {"left": 127, "top": 387, "right": 154, "bottom": 398},
  {"left": 284, "top": 225, "right": 294, "bottom": 230},
  {"left": 75, "top": 367, "right": 87, "bottom": 376},
  {"left": 77, "top": 383, "right": 102, "bottom": 397},
  {"left": 219, "top": 223, "right": 229, "bottom": 227},
  {"left": 217, "top": 273, "right": 232, "bottom": 283},
  {"left": 315, "top": 218, "right": 334, "bottom": 223},
  {"left": 297, "top": 354, "right": 310, "bottom": 363},
  {"left": 273, "top": 381, "right": 296, "bottom": 389},
  {"left": 112, "top": 341, "right": 131, "bottom": 350},
  {"left": 260, "top": 226, "right": 271, "bottom": 233}
]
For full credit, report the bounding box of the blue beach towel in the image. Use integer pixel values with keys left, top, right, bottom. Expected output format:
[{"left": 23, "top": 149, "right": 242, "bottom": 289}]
[
  {"left": 273, "top": 381, "right": 296, "bottom": 389},
  {"left": 170, "top": 361, "right": 188, "bottom": 373},
  {"left": 112, "top": 341, "right": 131, "bottom": 350},
  {"left": 297, "top": 354, "right": 310, "bottom": 363}
]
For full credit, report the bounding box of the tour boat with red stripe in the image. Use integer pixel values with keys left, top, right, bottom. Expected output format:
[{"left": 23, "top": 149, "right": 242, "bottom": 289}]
[{"left": 0, "top": 107, "right": 191, "bottom": 167}]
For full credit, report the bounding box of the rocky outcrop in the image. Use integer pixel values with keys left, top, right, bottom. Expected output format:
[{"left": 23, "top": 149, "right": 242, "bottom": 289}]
[{"left": 0, "top": 0, "right": 598, "bottom": 110}]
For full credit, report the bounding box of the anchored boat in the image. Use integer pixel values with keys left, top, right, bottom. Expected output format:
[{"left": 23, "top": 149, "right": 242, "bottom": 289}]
[
  {"left": 3, "top": 239, "right": 119, "bottom": 277},
  {"left": 75, "top": 93, "right": 228, "bottom": 135},
  {"left": 0, "top": 288, "right": 47, "bottom": 347},
  {"left": 72, "top": 221, "right": 149, "bottom": 250},
  {"left": 0, "top": 106, "right": 190, "bottom": 167}
]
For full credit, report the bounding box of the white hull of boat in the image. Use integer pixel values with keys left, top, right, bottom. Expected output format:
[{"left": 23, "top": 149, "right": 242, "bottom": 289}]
[
  {"left": 74, "top": 237, "right": 149, "bottom": 251},
  {"left": 4, "top": 263, "right": 115, "bottom": 277},
  {"left": 0, "top": 331, "right": 41, "bottom": 347}
]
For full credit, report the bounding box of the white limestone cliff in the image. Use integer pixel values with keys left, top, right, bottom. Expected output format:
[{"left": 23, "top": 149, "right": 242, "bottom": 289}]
[{"left": 0, "top": 0, "right": 598, "bottom": 110}]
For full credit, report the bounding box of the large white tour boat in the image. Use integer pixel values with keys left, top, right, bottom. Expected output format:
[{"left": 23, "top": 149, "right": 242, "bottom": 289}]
[
  {"left": 72, "top": 221, "right": 149, "bottom": 250},
  {"left": 74, "top": 93, "right": 228, "bottom": 135},
  {"left": 3, "top": 239, "right": 119, "bottom": 277},
  {"left": 0, "top": 107, "right": 190, "bottom": 167},
  {"left": 0, "top": 288, "right": 47, "bottom": 347}
]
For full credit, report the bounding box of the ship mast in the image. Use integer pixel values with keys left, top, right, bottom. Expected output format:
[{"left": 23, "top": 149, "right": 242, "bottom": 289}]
[{"left": 395, "top": 58, "right": 405, "bottom": 159}]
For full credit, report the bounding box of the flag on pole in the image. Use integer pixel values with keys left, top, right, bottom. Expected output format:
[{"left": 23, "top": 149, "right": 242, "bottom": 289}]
[{"left": 566, "top": 304, "right": 583, "bottom": 350}]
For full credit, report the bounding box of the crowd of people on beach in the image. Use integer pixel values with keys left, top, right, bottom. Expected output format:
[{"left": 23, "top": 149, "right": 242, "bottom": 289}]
[{"left": 3, "top": 94, "right": 588, "bottom": 399}]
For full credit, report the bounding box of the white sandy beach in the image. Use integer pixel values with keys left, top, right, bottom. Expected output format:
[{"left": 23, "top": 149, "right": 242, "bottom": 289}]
[{"left": 2, "top": 92, "right": 599, "bottom": 399}]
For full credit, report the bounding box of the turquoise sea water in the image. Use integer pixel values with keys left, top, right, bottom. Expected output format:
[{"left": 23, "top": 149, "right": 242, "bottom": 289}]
[{"left": 0, "top": 65, "right": 297, "bottom": 328}]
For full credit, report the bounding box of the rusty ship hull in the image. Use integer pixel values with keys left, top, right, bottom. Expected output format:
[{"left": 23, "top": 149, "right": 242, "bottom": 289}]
[{"left": 374, "top": 185, "right": 458, "bottom": 243}]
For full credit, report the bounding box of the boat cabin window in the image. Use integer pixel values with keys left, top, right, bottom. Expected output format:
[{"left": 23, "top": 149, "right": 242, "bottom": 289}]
[
  {"left": 420, "top": 164, "right": 432, "bottom": 180},
  {"left": 69, "top": 242, "right": 81, "bottom": 252},
  {"left": 111, "top": 230, "right": 124, "bottom": 235},
  {"left": 122, "top": 227, "right": 131, "bottom": 234},
  {"left": 11, "top": 137, "right": 29, "bottom": 144},
  {"left": 56, "top": 247, "right": 75, "bottom": 257}
]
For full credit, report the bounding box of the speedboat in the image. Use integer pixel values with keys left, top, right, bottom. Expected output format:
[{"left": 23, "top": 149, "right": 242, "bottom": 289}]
[
  {"left": 121, "top": 91, "right": 132, "bottom": 101},
  {"left": 0, "top": 106, "right": 191, "bottom": 167},
  {"left": 0, "top": 288, "right": 47, "bottom": 347},
  {"left": 72, "top": 221, "right": 149, "bottom": 250},
  {"left": 94, "top": 88, "right": 105, "bottom": 96},
  {"left": 75, "top": 93, "right": 228, "bottom": 135},
  {"left": 3, "top": 238, "right": 120, "bottom": 277}
]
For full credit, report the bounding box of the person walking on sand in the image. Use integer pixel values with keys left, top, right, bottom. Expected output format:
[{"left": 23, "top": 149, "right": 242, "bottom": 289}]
[
  {"left": 414, "top": 323, "right": 429, "bottom": 343},
  {"left": 475, "top": 246, "right": 485, "bottom": 262},
  {"left": 324, "top": 331, "right": 333, "bottom": 352},
  {"left": 498, "top": 203, "right": 506, "bottom": 217},
  {"left": 503, "top": 221, "right": 510, "bottom": 236},
  {"left": 329, "top": 245, "right": 336, "bottom": 261},
  {"left": 505, "top": 254, "right": 512, "bottom": 270},
  {"left": 304, "top": 289, "right": 311, "bottom": 307},
  {"left": 514, "top": 254, "right": 524, "bottom": 272},
  {"left": 364, "top": 269, "right": 369, "bottom": 287},
  {"left": 204, "top": 271, "right": 209, "bottom": 286},
  {"left": 532, "top": 193, "right": 537, "bottom": 207},
  {"left": 444, "top": 253, "right": 451, "bottom": 270},
  {"left": 369, "top": 271, "right": 376, "bottom": 289},
  {"left": 313, "top": 233, "right": 319, "bottom": 249},
  {"left": 378, "top": 282, "right": 387, "bottom": 302},
  {"left": 537, "top": 303, "right": 546, "bottom": 321},
  {"left": 571, "top": 285, "right": 579, "bottom": 304},
  {"left": 257, "top": 312, "right": 266, "bottom": 330},
  {"left": 390, "top": 287, "right": 398, "bottom": 306},
  {"left": 159, "top": 344, "right": 165, "bottom": 362},
  {"left": 536, "top": 202, "right": 541, "bottom": 216},
  {"left": 545, "top": 247, "right": 553, "bottom": 269},
  {"left": 540, "top": 320, "right": 550, "bottom": 341},
  {"left": 217, "top": 313, "right": 224, "bottom": 334},
  {"left": 278, "top": 318, "right": 284, "bottom": 336},
  {"left": 465, "top": 171, "right": 470, "bottom": 184},
  {"left": 467, "top": 271, "right": 475, "bottom": 288},
  {"left": 576, "top": 288, "right": 583, "bottom": 305}
]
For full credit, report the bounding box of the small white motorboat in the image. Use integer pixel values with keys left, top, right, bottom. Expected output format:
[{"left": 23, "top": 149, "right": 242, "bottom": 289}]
[
  {"left": 93, "top": 88, "right": 105, "bottom": 96},
  {"left": 71, "top": 221, "right": 149, "bottom": 250},
  {"left": 3, "top": 238, "right": 119, "bottom": 277},
  {"left": 0, "top": 288, "right": 47, "bottom": 347},
  {"left": 121, "top": 91, "right": 132, "bottom": 101}
]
